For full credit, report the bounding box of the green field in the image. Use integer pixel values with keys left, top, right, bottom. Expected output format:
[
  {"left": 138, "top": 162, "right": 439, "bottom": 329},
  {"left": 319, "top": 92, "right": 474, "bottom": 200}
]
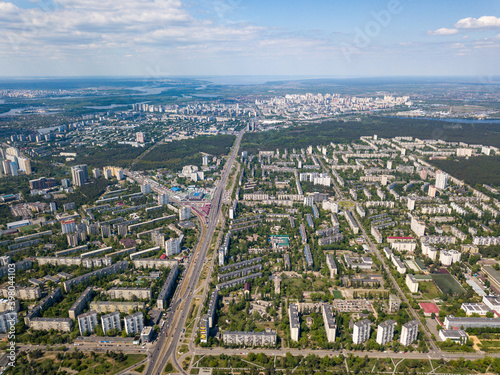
[
  {"left": 332, "top": 290, "right": 343, "bottom": 299},
  {"left": 431, "top": 274, "right": 466, "bottom": 296},
  {"left": 132, "top": 134, "right": 235, "bottom": 171},
  {"left": 240, "top": 116, "right": 500, "bottom": 154},
  {"left": 430, "top": 155, "right": 500, "bottom": 188}
]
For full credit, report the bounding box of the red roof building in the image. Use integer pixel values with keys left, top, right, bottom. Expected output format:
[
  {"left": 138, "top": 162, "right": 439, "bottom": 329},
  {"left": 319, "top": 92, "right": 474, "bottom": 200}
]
[{"left": 419, "top": 302, "right": 440, "bottom": 316}]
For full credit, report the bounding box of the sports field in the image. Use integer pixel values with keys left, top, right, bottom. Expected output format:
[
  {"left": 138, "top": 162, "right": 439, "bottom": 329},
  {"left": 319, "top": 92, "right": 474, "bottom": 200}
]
[{"left": 431, "top": 274, "right": 466, "bottom": 295}]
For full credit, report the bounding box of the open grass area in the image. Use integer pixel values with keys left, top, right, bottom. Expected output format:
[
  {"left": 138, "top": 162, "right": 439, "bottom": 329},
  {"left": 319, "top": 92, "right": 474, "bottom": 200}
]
[
  {"left": 6, "top": 352, "right": 146, "bottom": 375},
  {"left": 431, "top": 274, "right": 466, "bottom": 296},
  {"left": 134, "top": 364, "right": 146, "bottom": 373},
  {"left": 418, "top": 280, "right": 443, "bottom": 300},
  {"left": 332, "top": 290, "right": 343, "bottom": 299}
]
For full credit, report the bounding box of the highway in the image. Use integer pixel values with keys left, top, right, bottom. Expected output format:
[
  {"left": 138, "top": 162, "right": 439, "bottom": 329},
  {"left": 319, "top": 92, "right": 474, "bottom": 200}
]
[{"left": 145, "top": 130, "right": 245, "bottom": 375}]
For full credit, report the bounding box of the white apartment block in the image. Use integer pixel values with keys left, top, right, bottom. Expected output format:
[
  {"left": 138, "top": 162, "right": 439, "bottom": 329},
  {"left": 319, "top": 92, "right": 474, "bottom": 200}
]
[
  {"left": 179, "top": 206, "right": 191, "bottom": 221},
  {"left": 101, "top": 311, "right": 121, "bottom": 334},
  {"left": 0, "top": 312, "right": 18, "bottom": 333},
  {"left": 326, "top": 254, "right": 338, "bottom": 278},
  {"left": 124, "top": 312, "right": 144, "bottom": 335},
  {"left": 376, "top": 319, "right": 395, "bottom": 345},
  {"left": 322, "top": 304, "right": 337, "bottom": 343},
  {"left": 289, "top": 304, "right": 300, "bottom": 342},
  {"left": 353, "top": 319, "right": 371, "bottom": 344},
  {"left": 406, "top": 274, "right": 419, "bottom": 293},
  {"left": 440, "top": 250, "right": 461, "bottom": 266},
  {"left": 400, "top": 320, "right": 419, "bottom": 346},
  {"left": 371, "top": 226, "right": 383, "bottom": 244},
  {"left": 435, "top": 171, "right": 448, "bottom": 190},
  {"left": 410, "top": 216, "right": 426, "bottom": 237},
  {"left": 77, "top": 311, "right": 98, "bottom": 335}
]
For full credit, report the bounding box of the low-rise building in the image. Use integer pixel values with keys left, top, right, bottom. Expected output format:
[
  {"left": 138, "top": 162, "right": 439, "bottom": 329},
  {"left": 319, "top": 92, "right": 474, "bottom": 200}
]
[
  {"left": 439, "top": 329, "right": 468, "bottom": 343},
  {"left": 223, "top": 331, "right": 277, "bottom": 346},
  {"left": 89, "top": 301, "right": 145, "bottom": 314},
  {"left": 30, "top": 317, "right": 73, "bottom": 332}
]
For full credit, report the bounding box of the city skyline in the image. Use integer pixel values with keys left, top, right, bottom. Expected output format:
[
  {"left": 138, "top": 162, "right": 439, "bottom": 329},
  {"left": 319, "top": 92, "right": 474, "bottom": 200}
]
[{"left": 0, "top": 0, "right": 499, "bottom": 77}]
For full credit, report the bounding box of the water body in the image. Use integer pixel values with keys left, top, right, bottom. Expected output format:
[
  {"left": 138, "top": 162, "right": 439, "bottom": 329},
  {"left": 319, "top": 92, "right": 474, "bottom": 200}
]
[
  {"left": 0, "top": 108, "right": 22, "bottom": 117},
  {"left": 192, "top": 94, "right": 219, "bottom": 98},
  {"left": 390, "top": 116, "right": 500, "bottom": 124},
  {"left": 130, "top": 87, "right": 167, "bottom": 95}
]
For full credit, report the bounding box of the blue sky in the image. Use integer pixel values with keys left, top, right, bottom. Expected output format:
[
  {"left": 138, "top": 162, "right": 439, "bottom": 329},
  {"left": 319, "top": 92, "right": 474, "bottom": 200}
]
[{"left": 0, "top": 0, "right": 499, "bottom": 77}]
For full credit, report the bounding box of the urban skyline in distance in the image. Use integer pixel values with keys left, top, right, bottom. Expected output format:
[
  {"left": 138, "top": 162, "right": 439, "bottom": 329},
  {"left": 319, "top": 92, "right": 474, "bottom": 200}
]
[{"left": 0, "top": 0, "right": 499, "bottom": 77}]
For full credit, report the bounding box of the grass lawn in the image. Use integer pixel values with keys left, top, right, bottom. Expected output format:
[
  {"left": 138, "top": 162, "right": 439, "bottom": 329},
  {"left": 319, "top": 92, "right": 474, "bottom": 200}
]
[
  {"left": 431, "top": 274, "right": 466, "bottom": 295},
  {"left": 332, "top": 290, "right": 343, "bottom": 299},
  {"left": 133, "top": 364, "right": 146, "bottom": 373},
  {"left": 418, "top": 280, "right": 442, "bottom": 300}
]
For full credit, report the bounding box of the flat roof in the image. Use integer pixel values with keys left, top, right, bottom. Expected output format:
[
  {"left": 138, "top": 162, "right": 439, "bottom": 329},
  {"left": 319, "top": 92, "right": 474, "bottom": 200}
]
[{"left": 419, "top": 303, "right": 439, "bottom": 314}]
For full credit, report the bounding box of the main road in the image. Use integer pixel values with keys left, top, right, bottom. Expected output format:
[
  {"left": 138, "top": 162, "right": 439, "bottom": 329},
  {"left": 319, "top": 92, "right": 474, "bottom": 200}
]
[{"left": 145, "top": 130, "right": 245, "bottom": 375}]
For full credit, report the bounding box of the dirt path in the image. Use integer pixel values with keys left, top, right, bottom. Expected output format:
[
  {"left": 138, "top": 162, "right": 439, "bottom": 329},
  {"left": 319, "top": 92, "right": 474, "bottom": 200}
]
[{"left": 469, "top": 335, "right": 482, "bottom": 351}]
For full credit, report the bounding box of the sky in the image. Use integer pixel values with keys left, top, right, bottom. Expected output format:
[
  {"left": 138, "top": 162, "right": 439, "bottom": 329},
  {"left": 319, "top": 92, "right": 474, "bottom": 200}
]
[{"left": 0, "top": 0, "right": 499, "bottom": 77}]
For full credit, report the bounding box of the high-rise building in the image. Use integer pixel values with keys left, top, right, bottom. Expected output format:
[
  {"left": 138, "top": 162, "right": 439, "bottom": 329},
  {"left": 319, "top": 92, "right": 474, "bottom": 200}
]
[
  {"left": 67, "top": 233, "right": 80, "bottom": 247},
  {"left": 124, "top": 312, "right": 144, "bottom": 335},
  {"left": 10, "top": 162, "right": 18, "bottom": 176},
  {"left": 158, "top": 193, "right": 169, "bottom": 206},
  {"left": 29, "top": 177, "right": 57, "bottom": 190},
  {"left": 61, "top": 219, "right": 77, "bottom": 234},
  {"left": 322, "top": 304, "right": 337, "bottom": 343},
  {"left": 428, "top": 185, "right": 437, "bottom": 198},
  {"left": 116, "top": 224, "right": 128, "bottom": 237},
  {"left": 71, "top": 165, "right": 88, "bottom": 187},
  {"left": 141, "top": 184, "right": 151, "bottom": 194},
  {"left": 407, "top": 197, "right": 416, "bottom": 211},
  {"left": 136, "top": 132, "right": 145, "bottom": 143},
  {"left": 165, "top": 237, "right": 182, "bottom": 256},
  {"left": 376, "top": 320, "right": 395, "bottom": 345},
  {"left": 289, "top": 304, "right": 300, "bottom": 341},
  {"left": 410, "top": 216, "right": 426, "bottom": 237},
  {"left": 77, "top": 311, "right": 98, "bottom": 335},
  {"left": 435, "top": 171, "right": 448, "bottom": 190},
  {"left": 400, "top": 320, "right": 419, "bottom": 346},
  {"left": 101, "top": 224, "right": 111, "bottom": 238},
  {"left": 2, "top": 160, "right": 11, "bottom": 175},
  {"left": 179, "top": 206, "right": 191, "bottom": 221},
  {"left": 101, "top": 311, "right": 121, "bottom": 334},
  {"left": 0, "top": 312, "right": 17, "bottom": 333},
  {"left": 202, "top": 155, "right": 209, "bottom": 166},
  {"left": 18, "top": 157, "right": 31, "bottom": 175},
  {"left": 353, "top": 319, "right": 371, "bottom": 344},
  {"left": 61, "top": 178, "right": 71, "bottom": 188}
]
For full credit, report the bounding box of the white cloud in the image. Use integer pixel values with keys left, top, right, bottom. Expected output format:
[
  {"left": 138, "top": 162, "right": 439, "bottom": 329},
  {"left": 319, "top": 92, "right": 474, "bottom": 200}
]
[
  {"left": 455, "top": 16, "right": 500, "bottom": 29},
  {"left": 427, "top": 28, "right": 458, "bottom": 36}
]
